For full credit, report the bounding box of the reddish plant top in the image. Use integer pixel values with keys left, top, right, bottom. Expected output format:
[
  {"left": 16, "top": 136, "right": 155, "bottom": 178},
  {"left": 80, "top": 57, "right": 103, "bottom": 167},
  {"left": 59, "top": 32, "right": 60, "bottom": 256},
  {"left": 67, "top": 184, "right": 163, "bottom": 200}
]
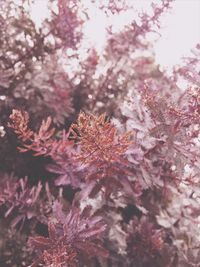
[{"left": 70, "top": 112, "right": 133, "bottom": 165}]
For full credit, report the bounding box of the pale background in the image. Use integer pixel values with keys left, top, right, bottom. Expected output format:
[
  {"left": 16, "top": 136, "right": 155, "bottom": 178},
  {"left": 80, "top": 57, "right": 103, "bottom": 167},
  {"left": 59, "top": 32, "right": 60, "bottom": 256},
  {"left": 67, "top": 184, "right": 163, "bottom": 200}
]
[{"left": 30, "top": 0, "right": 200, "bottom": 70}]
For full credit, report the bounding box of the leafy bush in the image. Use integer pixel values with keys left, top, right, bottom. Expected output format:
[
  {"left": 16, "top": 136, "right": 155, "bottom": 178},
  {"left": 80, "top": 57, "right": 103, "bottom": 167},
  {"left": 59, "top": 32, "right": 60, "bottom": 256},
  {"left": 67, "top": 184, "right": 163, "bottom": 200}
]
[{"left": 0, "top": 0, "right": 200, "bottom": 266}]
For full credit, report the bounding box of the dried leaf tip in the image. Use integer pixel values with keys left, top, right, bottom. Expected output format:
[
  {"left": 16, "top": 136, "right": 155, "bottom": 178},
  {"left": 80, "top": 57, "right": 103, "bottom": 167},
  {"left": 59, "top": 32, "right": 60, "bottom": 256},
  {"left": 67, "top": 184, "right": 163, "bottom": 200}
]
[{"left": 8, "top": 109, "right": 33, "bottom": 141}]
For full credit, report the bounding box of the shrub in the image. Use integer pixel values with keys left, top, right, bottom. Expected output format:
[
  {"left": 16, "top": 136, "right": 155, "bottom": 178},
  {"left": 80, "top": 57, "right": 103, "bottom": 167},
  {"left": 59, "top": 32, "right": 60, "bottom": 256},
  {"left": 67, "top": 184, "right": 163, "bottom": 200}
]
[{"left": 0, "top": 0, "right": 199, "bottom": 266}]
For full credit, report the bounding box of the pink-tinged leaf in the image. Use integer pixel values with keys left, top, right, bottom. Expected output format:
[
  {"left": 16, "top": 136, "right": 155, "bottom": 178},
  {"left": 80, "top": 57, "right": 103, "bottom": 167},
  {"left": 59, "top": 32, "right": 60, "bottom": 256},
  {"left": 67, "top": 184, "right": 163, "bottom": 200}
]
[
  {"left": 79, "top": 222, "right": 107, "bottom": 239},
  {"left": 52, "top": 200, "right": 65, "bottom": 222},
  {"left": 11, "top": 214, "right": 25, "bottom": 228},
  {"left": 64, "top": 208, "right": 80, "bottom": 234},
  {"left": 47, "top": 164, "right": 65, "bottom": 174},
  {"left": 29, "top": 236, "right": 53, "bottom": 249},
  {"left": 48, "top": 222, "right": 57, "bottom": 240},
  {"left": 55, "top": 174, "right": 71, "bottom": 186},
  {"left": 32, "top": 181, "right": 42, "bottom": 203},
  {"left": 87, "top": 216, "right": 104, "bottom": 226},
  {"left": 5, "top": 205, "right": 15, "bottom": 217}
]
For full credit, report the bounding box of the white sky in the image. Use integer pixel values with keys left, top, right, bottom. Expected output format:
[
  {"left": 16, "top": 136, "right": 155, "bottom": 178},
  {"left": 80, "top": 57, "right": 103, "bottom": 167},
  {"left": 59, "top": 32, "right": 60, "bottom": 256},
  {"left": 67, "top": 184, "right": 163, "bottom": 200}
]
[
  {"left": 30, "top": 0, "right": 200, "bottom": 70},
  {"left": 154, "top": 0, "right": 200, "bottom": 69}
]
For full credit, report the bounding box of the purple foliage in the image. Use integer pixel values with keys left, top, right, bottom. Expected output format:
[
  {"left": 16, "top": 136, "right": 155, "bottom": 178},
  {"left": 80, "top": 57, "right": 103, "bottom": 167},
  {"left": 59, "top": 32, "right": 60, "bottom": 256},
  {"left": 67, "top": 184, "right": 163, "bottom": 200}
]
[
  {"left": 0, "top": 0, "right": 199, "bottom": 266},
  {"left": 29, "top": 202, "right": 108, "bottom": 267}
]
